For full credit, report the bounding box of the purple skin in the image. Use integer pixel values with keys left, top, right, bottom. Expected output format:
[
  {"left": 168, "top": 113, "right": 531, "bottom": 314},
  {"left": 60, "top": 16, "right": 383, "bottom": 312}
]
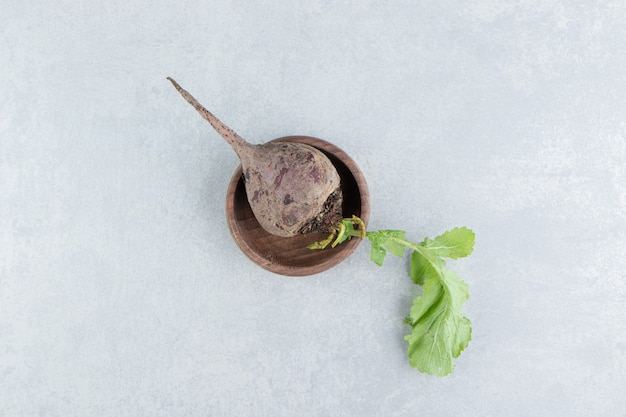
[{"left": 167, "top": 77, "right": 343, "bottom": 237}]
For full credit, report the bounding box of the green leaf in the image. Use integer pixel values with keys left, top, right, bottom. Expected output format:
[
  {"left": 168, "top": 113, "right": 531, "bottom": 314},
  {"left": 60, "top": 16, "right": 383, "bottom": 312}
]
[
  {"left": 367, "top": 231, "right": 386, "bottom": 266},
  {"left": 367, "top": 230, "right": 407, "bottom": 265},
  {"left": 405, "top": 267, "right": 471, "bottom": 376},
  {"left": 423, "top": 227, "right": 475, "bottom": 259},
  {"left": 410, "top": 249, "right": 439, "bottom": 285},
  {"left": 384, "top": 236, "right": 407, "bottom": 258},
  {"left": 361, "top": 222, "right": 474, "bottom": 376},
  {"left": 369, "top": 244, "right": 387, "bottom": 266},
  {"left": 341, "top": 219, "right": 356, "bottom": 234}
]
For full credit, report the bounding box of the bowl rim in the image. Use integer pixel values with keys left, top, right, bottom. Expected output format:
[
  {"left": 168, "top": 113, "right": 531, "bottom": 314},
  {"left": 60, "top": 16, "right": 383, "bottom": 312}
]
[{"left": 225, "top": 135, "right": 370, "bottom": 276}]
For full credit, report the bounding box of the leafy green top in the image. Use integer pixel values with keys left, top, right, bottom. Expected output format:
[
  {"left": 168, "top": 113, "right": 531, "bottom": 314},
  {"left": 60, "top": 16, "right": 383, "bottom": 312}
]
[{"left": 310, "top": 220, "right": 475, "bottom": 377}]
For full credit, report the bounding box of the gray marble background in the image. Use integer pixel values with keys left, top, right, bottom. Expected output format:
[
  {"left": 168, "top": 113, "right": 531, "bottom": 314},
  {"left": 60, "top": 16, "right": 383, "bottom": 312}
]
[{"left": 1, "top": 1, "right": 625, "bottom": 416}]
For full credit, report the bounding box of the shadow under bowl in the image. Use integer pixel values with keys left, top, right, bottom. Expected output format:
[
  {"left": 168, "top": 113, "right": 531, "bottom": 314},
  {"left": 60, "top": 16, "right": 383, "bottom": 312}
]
[{"left": 225, "top": 136, "right": 370, "bottom": 276}]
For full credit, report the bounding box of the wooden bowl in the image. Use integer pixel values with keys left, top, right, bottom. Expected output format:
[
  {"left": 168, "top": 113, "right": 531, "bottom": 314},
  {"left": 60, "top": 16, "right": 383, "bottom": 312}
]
[{"left": 225, "top": 136, "right": 370, "bottom": 276}]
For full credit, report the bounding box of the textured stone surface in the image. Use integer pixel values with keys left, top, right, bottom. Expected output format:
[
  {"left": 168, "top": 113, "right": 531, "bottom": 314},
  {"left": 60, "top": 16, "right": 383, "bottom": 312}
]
[{"left": 1, "top": 1, "right": 625, "bottom": 416}]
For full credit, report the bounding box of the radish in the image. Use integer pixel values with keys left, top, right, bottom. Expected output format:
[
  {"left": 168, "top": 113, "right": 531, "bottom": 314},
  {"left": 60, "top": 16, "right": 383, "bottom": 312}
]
[{"left": 167, "top": 77, "right": 343, "bottom": 237}]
